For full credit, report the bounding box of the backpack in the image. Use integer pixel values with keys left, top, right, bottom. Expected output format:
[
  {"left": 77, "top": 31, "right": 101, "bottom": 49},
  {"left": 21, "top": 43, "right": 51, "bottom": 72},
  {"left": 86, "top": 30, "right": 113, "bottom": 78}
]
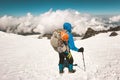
[{"left": 50, "top": 29, "right": 69, "bottom": 53}]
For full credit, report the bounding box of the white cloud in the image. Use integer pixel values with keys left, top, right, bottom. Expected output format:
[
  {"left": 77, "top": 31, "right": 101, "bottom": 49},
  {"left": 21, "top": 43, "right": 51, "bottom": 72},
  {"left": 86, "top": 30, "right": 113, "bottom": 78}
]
[
  {"left": 0, "top": 9, "right": 119, "bottom": 35},
  {"left": 109, "top": 15, "right": 120, "bottom": 22}
]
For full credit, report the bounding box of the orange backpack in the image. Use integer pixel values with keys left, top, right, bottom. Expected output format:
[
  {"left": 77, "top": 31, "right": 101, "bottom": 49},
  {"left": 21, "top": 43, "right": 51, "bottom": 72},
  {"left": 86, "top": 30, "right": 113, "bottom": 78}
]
[{"left": 50, "top": 29, "right": 69, "bottom": 53}]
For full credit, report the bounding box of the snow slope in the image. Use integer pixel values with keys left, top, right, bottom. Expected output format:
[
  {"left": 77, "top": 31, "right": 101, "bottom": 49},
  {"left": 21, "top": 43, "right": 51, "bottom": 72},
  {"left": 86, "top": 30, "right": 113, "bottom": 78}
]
[{"left": 0, "top": 31, "right": 120, "bottom": 80}]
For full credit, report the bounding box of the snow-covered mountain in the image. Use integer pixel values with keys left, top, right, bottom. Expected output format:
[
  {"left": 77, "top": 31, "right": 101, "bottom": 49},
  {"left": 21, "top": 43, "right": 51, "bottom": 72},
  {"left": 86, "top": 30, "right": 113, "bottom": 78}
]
[
  {"left": 0, "top": 9, "right": 120, "bottom": 35},
  {"left": 0, "top": 31, "right": 120, "bottom": 80}
]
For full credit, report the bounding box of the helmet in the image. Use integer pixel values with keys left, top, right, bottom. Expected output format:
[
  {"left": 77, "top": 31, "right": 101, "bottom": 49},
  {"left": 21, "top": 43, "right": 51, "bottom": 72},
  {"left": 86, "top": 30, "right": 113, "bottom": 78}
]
[{"left": 60, "top": 31, "right": 69, "bottom": 41}]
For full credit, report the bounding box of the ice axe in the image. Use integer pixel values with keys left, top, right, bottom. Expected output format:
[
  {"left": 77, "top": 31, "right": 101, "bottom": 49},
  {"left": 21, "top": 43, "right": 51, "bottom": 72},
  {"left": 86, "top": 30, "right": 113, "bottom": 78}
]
[
  {"left": 78, "top": 47, "right": 86, "bottom": 71},
  {"left": 74, "top": 52, "right": 86, "bottom": 71},
  {"left": 82, "top": 52, "right": 86, "bottom": 71}
]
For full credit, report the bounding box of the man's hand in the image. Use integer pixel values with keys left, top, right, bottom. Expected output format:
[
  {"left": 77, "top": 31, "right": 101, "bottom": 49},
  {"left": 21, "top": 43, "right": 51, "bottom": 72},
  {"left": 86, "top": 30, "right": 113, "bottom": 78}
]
[{"left": 78, "top": 47, "right": 84, "bottom": 52}]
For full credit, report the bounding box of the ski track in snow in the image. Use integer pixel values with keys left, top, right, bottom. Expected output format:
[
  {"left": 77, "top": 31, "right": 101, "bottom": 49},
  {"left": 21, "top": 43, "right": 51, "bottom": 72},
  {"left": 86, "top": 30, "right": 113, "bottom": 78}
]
[{"left": 0, "top": 31, "right": 120, "bottom": 80}]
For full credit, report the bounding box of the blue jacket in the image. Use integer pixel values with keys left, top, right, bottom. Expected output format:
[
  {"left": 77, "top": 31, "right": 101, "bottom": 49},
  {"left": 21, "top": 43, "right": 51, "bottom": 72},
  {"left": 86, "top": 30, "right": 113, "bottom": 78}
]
[{"left": 63, "top": 23, "right": 79, "bottom": 52}]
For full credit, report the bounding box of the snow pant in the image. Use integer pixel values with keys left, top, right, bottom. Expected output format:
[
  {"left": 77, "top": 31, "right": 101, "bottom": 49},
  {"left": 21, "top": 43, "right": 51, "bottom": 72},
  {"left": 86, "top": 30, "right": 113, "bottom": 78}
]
[{"left": 58, "top": 52, "right": 74, "bottom": 71}]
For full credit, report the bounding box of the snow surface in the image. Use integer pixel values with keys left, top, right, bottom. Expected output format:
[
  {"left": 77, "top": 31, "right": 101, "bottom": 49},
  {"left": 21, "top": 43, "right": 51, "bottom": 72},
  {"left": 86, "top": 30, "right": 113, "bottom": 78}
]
[{"left": 0, "top": 31, "right": 120, "bottom": 80}]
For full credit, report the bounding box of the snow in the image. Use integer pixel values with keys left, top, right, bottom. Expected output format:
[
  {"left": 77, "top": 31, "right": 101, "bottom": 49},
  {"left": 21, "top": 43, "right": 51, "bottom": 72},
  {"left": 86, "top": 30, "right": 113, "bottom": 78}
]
[{"left": 0, "top": 31, "right": 120, "bottom": 80}]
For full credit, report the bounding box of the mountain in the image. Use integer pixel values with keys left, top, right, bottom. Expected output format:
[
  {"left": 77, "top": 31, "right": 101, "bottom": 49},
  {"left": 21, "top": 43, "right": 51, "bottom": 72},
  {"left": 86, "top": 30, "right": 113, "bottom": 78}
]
[{"left": 82, "top": 26, "right": 120, "bottom": 39}]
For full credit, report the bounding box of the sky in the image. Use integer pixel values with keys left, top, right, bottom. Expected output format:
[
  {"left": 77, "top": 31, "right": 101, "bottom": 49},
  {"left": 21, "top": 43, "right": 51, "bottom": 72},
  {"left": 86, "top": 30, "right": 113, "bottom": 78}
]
[{"left": 0, "top": 0, "right": 120, "bottom": 16}]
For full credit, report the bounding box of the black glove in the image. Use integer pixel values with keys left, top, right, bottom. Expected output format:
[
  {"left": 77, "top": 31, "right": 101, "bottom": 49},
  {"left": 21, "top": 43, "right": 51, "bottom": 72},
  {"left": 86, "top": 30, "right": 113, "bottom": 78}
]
[{"left": 78, "top": 47, "right": 84, "bottom": 52}]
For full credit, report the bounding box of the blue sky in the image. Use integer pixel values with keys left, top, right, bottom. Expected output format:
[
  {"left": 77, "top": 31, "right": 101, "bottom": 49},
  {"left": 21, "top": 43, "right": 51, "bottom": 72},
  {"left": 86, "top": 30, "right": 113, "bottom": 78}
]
[{"left": 0, "top": 0, "right": 120, "bottom": 16}]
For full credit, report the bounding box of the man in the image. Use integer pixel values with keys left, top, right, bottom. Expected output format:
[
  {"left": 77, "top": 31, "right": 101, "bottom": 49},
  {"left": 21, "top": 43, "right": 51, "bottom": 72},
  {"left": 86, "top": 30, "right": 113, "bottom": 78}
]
[{"left": 58, "top": 22, "right": 84, "bottom": 73}]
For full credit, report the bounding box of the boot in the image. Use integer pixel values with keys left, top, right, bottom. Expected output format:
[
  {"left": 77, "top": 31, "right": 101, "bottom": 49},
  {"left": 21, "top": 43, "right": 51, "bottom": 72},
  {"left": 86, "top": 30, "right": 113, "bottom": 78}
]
[
  {"left": 68, "top": 64, "right": 76, "bottom": 73},
  {"left": 69, "top": 69, "right": 76, "bottom": 73},
  {"left": 59, "top": 70, "right": 64, "bottom": 73},
  {"left": 59, "top": 64, "right": 64, "bottom": 73}
]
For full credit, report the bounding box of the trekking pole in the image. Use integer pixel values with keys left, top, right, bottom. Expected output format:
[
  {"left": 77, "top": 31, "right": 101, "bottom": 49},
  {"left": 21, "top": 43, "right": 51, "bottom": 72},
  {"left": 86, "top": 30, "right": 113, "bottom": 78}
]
[{"left": 82, "top": 52, "right": 86, "bottom": 71}]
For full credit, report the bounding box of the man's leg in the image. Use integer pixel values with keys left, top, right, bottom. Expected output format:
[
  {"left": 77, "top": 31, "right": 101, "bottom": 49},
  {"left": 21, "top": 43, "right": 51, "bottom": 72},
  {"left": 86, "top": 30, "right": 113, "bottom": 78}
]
[
  {"left": 66, "top": 52, "right": 76, "bottom": 73},
  {"left": 59, "top": 53, "right": 65, "bottom": 73}
]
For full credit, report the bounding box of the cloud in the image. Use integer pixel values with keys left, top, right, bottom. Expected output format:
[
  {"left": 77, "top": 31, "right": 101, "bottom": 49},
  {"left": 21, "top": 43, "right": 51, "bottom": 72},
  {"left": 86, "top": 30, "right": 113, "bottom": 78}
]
[
  {"left": 0, "top": 9, "right": 119, "bottom": 35},
  {"left": 109, "top": 15, "right": 120, "bottom": 22}
]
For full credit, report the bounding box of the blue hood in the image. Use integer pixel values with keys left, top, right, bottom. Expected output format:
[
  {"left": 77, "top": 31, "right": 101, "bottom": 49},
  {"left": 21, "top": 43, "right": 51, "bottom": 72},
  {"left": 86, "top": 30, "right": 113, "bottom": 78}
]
[{"left": 63, "top": 23, "right": 72, "bottom": 33}]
